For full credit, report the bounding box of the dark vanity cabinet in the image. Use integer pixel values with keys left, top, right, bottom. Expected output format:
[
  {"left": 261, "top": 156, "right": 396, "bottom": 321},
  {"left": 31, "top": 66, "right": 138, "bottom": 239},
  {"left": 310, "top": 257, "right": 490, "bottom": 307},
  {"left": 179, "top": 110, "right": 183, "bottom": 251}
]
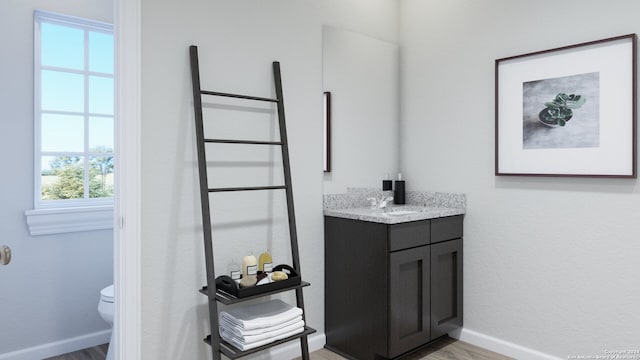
[
  {"left": 324, "top": 215, "right": 463, "bottom": 360},
  {"left": 430, "top": 216, "right": 463, "bottom": 339}
]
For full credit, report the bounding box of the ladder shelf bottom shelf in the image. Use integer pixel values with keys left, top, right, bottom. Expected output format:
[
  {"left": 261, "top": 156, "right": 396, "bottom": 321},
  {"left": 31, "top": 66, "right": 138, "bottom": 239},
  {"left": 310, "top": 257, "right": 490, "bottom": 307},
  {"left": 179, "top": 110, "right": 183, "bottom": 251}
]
[
  {"left": 200, "top": 281, "right": 310, "bottom": 305},
  {"left": 204, "top": 326, "right": 316, "bottom": 359}
]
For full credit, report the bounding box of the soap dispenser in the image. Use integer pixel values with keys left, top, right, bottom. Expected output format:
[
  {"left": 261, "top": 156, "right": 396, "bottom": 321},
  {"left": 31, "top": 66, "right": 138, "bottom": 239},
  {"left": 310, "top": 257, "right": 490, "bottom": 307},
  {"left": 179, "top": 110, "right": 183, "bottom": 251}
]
[
  {"left": 228, "top": 260, "right": 241, "bottom": 280},
  {"left": 258, "top": 249, "right": 273, "bottom": 273},
  {"left": 382, "top": 173, "right": 392, "bottom": 191},
  {"left": 394, "top": 173, "right": 405, "bottom": 204}
]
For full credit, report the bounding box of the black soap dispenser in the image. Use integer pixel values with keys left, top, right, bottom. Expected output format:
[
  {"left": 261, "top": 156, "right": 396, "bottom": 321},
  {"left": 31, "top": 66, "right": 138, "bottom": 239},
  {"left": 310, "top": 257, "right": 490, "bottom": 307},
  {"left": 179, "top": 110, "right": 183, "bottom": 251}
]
[
  {"left": 382, "top": 173, "right": 392, "bottom": 191},
  {"left": 394, "top": 173, "right": 405, "bottom": 204}
]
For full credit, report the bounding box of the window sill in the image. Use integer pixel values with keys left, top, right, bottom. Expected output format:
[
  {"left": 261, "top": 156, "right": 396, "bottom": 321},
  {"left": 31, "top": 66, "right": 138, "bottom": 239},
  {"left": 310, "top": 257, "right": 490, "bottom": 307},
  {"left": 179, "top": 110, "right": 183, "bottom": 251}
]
[{"left": 25, "top": 206, "right": 114, "bottom": 236}]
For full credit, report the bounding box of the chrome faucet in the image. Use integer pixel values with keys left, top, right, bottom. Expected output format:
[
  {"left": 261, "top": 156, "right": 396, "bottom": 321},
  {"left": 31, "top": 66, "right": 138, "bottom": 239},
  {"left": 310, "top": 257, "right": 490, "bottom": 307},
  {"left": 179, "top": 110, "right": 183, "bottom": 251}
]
[{"left": 367, "top": 196, "right": 394, "bottom": 210}]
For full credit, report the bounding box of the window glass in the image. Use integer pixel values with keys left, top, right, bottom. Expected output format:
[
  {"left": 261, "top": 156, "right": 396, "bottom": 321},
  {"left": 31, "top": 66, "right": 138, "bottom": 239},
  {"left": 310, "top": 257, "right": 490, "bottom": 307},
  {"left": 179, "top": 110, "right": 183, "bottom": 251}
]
[
  {"left": 41, "top": 114, "right": 84, "bottom": 152},
  {"left": 41, "top": 156, "right": 85, "bottom": 200},
  {"left": 89, "top": 31, "right": 114, "bottom": 73},
  {"left": 89, "top": 76, "right": 114, "bottom": 115},
  {"left": 41, "top": 23, "right": 84, "bottom": 70},
  {"left": 35, "top": 11, "right": 114, "bottom": 208},
  {"left": 41, "top": 70, "right": 84, "bottom": 112},
  {"left": 89, "top": 117, "right": 114, "bottom": 152},
  {"left": 89, "top": 156, "right": 114, "bottom": 198}
]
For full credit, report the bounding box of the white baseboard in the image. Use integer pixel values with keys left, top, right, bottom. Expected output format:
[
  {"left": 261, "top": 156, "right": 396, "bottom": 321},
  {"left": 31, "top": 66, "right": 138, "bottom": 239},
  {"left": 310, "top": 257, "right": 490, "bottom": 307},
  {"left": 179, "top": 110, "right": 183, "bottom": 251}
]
[
  {"left": 242, "top": 332, "right": 326, "bottom": 360},
  {"left": 2, "top": 327, "right": 561, "bottom": 360},
  {"left": 450, "top": 328, "right": 562, "bottom": 360},
  {"left": 0, "top": 330, "right": 111, "bottom": 360}
]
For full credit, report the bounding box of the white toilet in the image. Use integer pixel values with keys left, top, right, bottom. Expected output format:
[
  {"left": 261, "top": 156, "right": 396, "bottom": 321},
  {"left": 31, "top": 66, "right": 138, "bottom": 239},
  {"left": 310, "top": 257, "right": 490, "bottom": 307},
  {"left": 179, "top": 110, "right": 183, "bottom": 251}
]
[{"left": 98, "top": 284, "right": 114, "bottom": 360}]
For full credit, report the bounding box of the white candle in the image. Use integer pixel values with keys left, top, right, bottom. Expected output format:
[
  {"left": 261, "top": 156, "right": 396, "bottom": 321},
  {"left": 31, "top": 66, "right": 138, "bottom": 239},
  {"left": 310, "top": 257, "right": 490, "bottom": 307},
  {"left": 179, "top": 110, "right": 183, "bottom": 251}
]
[{"left": 242, "top": 254, "right": 257, "bottom": 278}]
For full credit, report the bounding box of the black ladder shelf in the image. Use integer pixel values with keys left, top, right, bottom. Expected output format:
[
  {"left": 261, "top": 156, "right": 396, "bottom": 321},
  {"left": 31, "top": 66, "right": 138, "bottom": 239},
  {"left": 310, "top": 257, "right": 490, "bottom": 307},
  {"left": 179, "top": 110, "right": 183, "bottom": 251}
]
[{"left": 189, "top": 45, "right": 315, "bottom": 360}]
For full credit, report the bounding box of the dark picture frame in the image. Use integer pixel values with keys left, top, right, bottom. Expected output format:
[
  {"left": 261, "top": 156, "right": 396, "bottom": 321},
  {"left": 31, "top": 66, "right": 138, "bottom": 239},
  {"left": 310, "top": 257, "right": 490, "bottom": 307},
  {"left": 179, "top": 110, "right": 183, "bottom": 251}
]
[
  {"left": 323, "top": 91, "right": 331, "bottom": 172},
  {"left": 495, "top": 34, "right": 637, "bottom": 178}
]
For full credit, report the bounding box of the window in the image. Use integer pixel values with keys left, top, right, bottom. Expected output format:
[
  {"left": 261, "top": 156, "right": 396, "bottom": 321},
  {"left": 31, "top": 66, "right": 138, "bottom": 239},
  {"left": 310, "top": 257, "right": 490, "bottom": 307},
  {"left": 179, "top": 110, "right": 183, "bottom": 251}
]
[{"left": 26, "top": 10, "right": 115, "bottom": 235}]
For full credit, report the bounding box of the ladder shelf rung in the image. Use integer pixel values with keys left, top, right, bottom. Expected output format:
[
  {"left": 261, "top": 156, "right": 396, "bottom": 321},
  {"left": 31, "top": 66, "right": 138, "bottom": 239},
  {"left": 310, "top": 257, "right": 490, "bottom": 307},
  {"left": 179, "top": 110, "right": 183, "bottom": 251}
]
[
  {"left": 200, "top": 90, "right": 278, "bottom": 103},
  {"left": 204, "top": 139, "right": 283, "bottom": 146},
  {"left": 208, "top": 185, "right": 286, "bottom": 193},
  {"left": 204, "top": 326, "right": 317, "bottom": 359}
]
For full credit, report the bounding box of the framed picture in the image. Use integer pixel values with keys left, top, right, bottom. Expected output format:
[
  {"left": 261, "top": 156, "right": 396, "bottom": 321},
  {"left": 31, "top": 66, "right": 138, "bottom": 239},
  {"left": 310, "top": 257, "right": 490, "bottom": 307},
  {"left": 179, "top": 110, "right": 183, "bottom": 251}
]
[
  {"left": 323, "top": 91, "right": 331, "bottom": 172},
  {"left": 495, "top": 34, "right": 637, "bottom": 177}
]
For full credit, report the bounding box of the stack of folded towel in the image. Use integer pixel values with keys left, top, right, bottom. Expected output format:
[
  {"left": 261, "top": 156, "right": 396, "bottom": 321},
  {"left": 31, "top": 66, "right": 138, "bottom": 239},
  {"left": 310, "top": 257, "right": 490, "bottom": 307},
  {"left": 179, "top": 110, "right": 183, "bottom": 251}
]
[{"left": 219, "top": 299, "right": 305, "bottom": 351}]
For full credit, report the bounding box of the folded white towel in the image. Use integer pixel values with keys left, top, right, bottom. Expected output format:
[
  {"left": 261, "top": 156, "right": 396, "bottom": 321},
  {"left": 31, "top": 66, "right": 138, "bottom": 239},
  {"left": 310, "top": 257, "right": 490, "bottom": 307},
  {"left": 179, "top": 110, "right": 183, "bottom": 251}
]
[
  {"left": 219, "top": 299, "right": 303, "bottom": 330},
  {"left": 220, "top": 325, "right": 305, "bottom": 351},
  {"left": 219, "top": 315, "right": 303, "bottom": 337},
  {"left": 220, "top": 319, "right": 305, "bottom": 345}
]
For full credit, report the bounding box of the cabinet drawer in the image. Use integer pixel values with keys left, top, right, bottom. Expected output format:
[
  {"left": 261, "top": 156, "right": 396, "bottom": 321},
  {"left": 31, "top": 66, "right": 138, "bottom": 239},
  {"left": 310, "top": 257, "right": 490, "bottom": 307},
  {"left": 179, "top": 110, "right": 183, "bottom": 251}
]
[
  {"left": 389, "top": 221, "right": 430, "bottom": 251},
  {"left": 431, "top": 215, "right": 463, "bottom": 243}
]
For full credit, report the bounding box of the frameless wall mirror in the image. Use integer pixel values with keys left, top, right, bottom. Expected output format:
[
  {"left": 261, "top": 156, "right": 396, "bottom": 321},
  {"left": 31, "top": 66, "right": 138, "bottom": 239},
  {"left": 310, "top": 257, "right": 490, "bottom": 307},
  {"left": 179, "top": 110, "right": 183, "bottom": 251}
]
[{"left": 322, "top": 25, "right": 400, "bottom": 194}]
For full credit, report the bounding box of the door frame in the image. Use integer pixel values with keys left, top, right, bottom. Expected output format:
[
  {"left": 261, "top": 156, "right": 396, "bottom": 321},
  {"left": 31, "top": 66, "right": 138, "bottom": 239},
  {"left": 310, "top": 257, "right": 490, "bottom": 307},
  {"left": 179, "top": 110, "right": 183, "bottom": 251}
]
[{"left": 114, "top": 0, "right": 141, "bottom": 358}]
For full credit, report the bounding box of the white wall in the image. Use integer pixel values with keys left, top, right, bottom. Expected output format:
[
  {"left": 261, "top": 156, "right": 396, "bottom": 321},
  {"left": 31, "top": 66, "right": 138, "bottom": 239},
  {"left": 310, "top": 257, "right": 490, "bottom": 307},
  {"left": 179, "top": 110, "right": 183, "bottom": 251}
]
[
  {"left": 400, "top": 0, "right": 640, "bottom": 357},
  {"left": 0, "top": 0, "right": 114, "bottom": 357},
  {"left": 322, "top": 26, "right": 400, "bottom": 194},
  {"left": 138, "top": 1, "right": 397, "bottom": 359}
]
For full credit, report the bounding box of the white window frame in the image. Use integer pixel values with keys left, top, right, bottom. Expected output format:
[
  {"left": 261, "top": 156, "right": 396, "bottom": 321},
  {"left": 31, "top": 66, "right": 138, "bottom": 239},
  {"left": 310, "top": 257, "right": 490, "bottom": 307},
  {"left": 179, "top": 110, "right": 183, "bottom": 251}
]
[{"left": 26, "top": 10, "right": 115, "bottom": 235}]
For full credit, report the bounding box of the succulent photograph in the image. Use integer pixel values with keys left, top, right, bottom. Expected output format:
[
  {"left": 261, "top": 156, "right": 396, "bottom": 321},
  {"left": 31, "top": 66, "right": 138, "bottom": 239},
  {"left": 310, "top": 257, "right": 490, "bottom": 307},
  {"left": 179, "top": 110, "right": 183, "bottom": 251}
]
[
  {"left": 522, "top": 72, "right": 599, "bottom": 149},
  {"left": 538, "top": 93, "right": 586, "bottom": 127}
]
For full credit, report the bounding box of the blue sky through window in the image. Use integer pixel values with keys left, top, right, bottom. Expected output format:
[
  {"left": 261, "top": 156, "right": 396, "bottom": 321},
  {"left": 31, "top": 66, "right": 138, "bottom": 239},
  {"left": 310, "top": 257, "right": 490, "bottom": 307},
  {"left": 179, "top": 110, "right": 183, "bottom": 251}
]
[
  {"left": 89, "top": 76, "right": 114, "bottom": 115},
  {"left": 89, "top": 31, "right": 114, "bottom": 73},
  {"left": 41, "top": 114, "right": 84, "bottom": 152},
  {"left": 89, "top": 117, "right": 114, "bottom": 151},
  {"left": 40, "top": 20, "right": 114, "bottom": 157},
  {"left": 41, "top": 23, "right": 84, "bottom": 69}
]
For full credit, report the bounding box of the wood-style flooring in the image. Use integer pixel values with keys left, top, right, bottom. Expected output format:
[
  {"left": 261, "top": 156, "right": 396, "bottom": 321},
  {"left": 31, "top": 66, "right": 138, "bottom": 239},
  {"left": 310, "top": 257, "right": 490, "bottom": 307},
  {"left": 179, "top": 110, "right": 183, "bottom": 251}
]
[
  {"left": 302, "top": 336, "right": 513, "bottom": 360},
  {"left": 48, "top": 336, "right": 512, "bottom": 359}
]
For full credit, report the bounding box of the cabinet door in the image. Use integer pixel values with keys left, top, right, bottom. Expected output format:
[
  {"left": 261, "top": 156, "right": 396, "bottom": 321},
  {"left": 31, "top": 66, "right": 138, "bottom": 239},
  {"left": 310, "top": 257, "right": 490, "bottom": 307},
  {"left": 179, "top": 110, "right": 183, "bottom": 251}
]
[
  {"left": 389, "top": 246, "right": 430, "bottom": 358},
  {"left": 430, "top": 238, "right": 463, "bottom": 339}
]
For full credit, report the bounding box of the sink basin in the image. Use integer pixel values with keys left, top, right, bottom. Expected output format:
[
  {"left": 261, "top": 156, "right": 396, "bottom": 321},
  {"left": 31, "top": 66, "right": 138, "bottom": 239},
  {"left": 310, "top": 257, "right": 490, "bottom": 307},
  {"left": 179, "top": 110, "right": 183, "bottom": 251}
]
[{"left": 386, "top": 210, "right": 418, "bottom": 216}]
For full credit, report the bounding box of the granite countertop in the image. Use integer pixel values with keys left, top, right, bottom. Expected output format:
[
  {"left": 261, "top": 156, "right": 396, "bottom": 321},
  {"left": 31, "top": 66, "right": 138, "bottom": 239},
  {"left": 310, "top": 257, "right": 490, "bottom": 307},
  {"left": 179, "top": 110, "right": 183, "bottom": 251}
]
[
  {"left": 323, "top": 205, "right": 465, "bottom": 224},
  {"left": 323, "top": 188, "right": 466, "bottom": 225}
]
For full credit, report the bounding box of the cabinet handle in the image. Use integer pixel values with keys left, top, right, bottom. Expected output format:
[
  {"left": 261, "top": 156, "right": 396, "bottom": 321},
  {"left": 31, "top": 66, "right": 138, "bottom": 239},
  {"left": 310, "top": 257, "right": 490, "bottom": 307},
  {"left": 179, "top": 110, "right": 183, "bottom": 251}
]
[{"left": 0, "top": 245, "right": 11, "bottom": 265}]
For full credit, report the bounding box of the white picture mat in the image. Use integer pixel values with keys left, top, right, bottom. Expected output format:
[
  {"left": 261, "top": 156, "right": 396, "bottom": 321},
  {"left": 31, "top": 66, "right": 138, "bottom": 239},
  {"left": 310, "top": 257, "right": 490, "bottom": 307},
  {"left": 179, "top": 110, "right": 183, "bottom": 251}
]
[{"left": 497, "top": 37, "right": 634, "bottom": 175}]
